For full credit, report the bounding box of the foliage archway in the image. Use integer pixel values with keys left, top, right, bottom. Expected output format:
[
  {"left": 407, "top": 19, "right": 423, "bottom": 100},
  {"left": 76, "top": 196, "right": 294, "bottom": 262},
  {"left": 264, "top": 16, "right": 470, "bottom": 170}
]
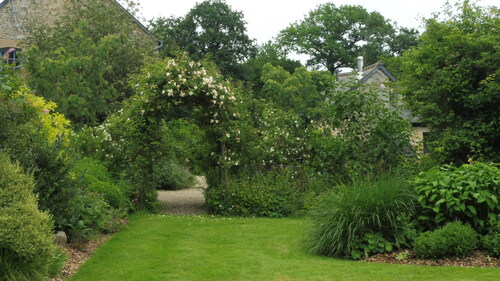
[{"left": 123, "top": 54, "right": 242, "bottom": 207}]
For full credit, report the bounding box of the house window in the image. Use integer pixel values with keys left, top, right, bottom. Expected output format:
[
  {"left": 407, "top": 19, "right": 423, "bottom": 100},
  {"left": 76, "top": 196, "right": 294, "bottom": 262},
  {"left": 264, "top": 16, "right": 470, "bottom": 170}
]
[{"left": 0, "top": 47, "right": 21, "bottom": 69}]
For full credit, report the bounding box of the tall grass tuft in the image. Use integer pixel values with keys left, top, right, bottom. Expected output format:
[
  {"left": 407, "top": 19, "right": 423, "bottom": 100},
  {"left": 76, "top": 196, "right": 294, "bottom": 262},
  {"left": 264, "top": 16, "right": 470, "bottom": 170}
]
[{"left": 307, "top": 174, "right": 416, "bottom": 259}]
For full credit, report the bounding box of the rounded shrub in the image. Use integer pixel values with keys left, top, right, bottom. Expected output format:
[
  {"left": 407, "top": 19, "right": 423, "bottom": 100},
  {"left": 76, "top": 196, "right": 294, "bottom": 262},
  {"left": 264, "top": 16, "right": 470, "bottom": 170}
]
[
  {"left": 307, "top": 174, "right": 416, "bottom": 259},
  {"left": 154, "top": 160, "right": 195, "bottom": 190},
  {"left": 89, "top": 180, "right": 125, "bottom": 209},
  {"left": 71, "top": 157, "right": 129, "bottom": 209},
  {"left": 414, "top": 221, "right": 478, "bottom": 259},
  {"left": 0, "top": 153, "right": 57, "bottom": 280}
]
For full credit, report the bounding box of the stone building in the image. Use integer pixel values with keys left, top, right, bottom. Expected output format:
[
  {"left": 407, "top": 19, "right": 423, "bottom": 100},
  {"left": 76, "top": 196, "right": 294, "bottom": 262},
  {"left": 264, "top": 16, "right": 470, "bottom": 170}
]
[
  {"left": 337, "top": 57, "right": 430, "bottom": 152},
  {"left": 0, "top": 0, "right": 160, "bottom": 63}
]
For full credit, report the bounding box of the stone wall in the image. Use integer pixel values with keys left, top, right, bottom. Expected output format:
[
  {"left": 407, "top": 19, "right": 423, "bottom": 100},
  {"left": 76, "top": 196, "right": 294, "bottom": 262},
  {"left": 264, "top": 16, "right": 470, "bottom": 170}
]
[
  {"left": 0, "top": 0, "right": 67, "bottom": 48},
  {"left": 0, "top": 0, "right": 157, "bottom": 49}
]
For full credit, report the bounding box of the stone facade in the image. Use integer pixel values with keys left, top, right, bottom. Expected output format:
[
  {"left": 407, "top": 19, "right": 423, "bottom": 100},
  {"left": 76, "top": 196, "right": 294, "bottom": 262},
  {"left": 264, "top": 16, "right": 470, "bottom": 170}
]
[
  {"left": 0, "top": 0, "right": 67, "bottom": 48},
  {"left": 0, "top": 0, "right": 157, "bottom": 49}
]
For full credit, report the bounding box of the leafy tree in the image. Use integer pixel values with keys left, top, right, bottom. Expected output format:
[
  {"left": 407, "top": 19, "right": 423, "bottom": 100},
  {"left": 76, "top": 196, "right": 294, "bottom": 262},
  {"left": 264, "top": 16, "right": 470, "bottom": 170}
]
[
  {"left": 150, "top": 0, "right": 256, "bottom": 78},
  {"left": 399, "top": 0, "right": 500, "bottom": 163},
  {"left": 24, "top": 0, "right": 155, "bottom": 127},
  {"left": 278, "top": 3, "right": 418, "bottom": 72},
  {"left": 240, "top": 41, "right": 302, "bottom": 92},
  {"left": 260, "top": 64, "right": 335, "bottom": 122}
]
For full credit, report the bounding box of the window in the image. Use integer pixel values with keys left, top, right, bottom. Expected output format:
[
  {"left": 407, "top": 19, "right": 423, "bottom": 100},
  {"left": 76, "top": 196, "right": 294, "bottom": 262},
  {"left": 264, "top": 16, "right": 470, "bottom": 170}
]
[{"left": 0, "top": 47, "right": 21, "bottom": 69}]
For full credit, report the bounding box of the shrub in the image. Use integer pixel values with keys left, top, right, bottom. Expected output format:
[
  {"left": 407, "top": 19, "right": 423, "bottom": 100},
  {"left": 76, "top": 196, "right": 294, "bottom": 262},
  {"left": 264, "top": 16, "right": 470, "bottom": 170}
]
[
  {"left": 206, "top": 168, "right": 314, "bottom": 217},
  {"left": 481, "top": 216, "right": 500, "bottom": 258},
  {"left": 482, "top": 233, "right": 500, "bottom": 258},
  {"left": 62, "top": 186, "right": 127, "bottom": 243},
  {"left": 0, "top": 153, "right": 57, "bottom": 280},
  {"left": 307, "top": 174, "right": 416, "bottom": 259},
  {"left": 412, "top": 162, "right": 500, "bottom": 233},
  {"left": 414, "top": 221, "right": 478, "bottom": 259},
  {"left": 71, "top": 157, "right": 130, "bottom": 209},
  {"left": 154, "top": 160, "right": 196, "bottom": 190}
]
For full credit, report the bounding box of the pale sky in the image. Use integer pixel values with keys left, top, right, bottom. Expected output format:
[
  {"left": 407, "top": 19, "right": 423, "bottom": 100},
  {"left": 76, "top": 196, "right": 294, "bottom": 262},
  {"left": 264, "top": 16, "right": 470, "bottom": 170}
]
[{"left": 137, "top": 0, "right": 498, "bottom": 44}]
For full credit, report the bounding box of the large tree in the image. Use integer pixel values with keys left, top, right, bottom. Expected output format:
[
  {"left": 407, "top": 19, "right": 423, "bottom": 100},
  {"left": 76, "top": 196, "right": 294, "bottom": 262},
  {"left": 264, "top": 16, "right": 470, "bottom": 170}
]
[
  {"left": 24, "top": 0, "right": 154, "bottom": 127},
  {"left": 150, "top": 0, "right": 256, "bottom": 78},
  {"left": 399, "top": 0, "right": 500, "bottom": 163},
  {"left": 278, "top": 3, "right": 418, "bottom": 72}
]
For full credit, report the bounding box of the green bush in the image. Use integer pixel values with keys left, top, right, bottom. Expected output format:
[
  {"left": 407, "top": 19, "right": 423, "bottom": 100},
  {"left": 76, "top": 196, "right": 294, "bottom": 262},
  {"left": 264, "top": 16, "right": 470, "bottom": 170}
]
[
  {"left": 0, "top": 153, "right": 57, "bottom": 280},
  {"left": 412, "top": 162, "right": 500, "bottom": 233},
  {"left": 62, "top": 186, "right": 128, "bottom": 243},
  {"left": 206, "top": 168, "right": 313, "bottom": 217},
  {"left": 307, "top": 174, "right": 416, "bottom": 259},
  {"left": 414, "top": 221, "right": 478, "bottom": 259},
  {"left": 482, "top": 233, "right": 500, "bottom": 258},
  {"left": 154, "top": 160, "right": 196, "bottom": 190},
  {"left": 481, "top": 216, "right": 500, "bottom": 258},
  {"left": 71, "top": 157, "right": 130, "bottom": 209}
]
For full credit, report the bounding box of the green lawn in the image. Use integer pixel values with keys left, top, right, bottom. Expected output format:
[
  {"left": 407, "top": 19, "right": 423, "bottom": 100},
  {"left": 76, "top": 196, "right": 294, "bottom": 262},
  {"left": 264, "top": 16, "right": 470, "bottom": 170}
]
[{"left": 70, "top": 213, "right": 499, "bottom": 281}]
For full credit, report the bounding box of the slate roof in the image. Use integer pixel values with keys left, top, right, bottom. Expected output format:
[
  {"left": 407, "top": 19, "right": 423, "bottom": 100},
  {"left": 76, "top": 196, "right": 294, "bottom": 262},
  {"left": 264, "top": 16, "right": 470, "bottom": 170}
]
[
  {"left": 337, "top": 61, "right": 421, "bottom": 124},
  {"left": 337, "top": 62, "right": 396, "bottom": 83}
]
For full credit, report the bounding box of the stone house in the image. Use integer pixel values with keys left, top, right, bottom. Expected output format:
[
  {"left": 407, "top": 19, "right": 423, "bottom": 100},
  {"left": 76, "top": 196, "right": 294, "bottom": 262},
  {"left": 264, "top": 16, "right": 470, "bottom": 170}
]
[
  {"left": 0, "top": 0, "right": 160, "bottom": 64},
  {"left": 337, "top": 57, "right": 430, "bottom": 152}
]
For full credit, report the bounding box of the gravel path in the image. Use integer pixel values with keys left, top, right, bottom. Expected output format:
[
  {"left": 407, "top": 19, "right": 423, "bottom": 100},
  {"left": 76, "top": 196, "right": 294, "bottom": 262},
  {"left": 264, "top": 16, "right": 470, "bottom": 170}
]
[{"left": 157, "top": 176, "right": 208, "bottom": 215}]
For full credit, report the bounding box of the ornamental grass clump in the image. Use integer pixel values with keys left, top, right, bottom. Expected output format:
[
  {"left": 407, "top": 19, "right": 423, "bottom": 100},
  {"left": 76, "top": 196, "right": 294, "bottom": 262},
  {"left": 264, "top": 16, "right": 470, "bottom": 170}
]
[{"left": 307, "top": 174, "right": 416, "bottom": 259}]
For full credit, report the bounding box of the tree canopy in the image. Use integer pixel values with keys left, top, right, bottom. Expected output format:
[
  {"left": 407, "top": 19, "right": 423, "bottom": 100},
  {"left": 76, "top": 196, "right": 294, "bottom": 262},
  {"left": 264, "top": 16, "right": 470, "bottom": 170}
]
[
  {"left": 150, "top": 0, "right": 256, "bottom": 78},
  {"left": 399, "top": 0, "right": 500, "bottom": 163},
  {"left": 24, "top": 0, "right": 154, "bottom": 128},
  {"left": 278, "top": 3, "right": 418, "bottom": 72}
]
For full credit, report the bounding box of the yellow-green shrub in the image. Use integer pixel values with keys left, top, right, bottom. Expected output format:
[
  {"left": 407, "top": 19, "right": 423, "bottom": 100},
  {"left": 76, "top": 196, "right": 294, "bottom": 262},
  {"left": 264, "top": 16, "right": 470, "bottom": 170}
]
[{"left": 0, "top": 153, "right": 56, "bottom": 280}]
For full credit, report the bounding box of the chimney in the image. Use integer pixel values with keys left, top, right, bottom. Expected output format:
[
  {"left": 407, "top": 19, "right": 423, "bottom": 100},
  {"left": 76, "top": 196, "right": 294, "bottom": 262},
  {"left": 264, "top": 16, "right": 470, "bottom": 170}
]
[{"left": 357, "top": 56, "right": 364, "bottom": 80}]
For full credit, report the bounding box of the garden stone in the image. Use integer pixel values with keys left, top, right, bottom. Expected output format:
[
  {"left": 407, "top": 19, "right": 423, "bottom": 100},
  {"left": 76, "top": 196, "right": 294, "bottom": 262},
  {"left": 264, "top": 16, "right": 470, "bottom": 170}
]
[{"left": 54, "top": 231, "right": 68, "bottom": 245}]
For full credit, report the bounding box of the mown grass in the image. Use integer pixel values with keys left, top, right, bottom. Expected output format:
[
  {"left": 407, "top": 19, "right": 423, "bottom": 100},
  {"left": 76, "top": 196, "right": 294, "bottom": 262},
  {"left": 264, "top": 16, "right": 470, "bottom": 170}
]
[{"left": 70, "top": 213, "right": 499, "bottom": 281}]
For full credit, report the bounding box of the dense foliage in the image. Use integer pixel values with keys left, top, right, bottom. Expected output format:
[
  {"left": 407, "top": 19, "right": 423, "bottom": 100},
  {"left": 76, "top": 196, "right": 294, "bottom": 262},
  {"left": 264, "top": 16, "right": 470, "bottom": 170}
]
[
  {"left": 307, "top": 175, "right": 416, "bottom": 259},
  {"left": 413, "top": 162, "right": 500, "bottom": 234},
  {"left": 24, "top": 0, "right": 154, "bottom": 127},
  {"left": 0, "top": 154, "right": 60, "bottom": 280},
  {"left": 206, "top": 168, "right": 323, "bottom": 217},
  {"left": 70, "top": 157, "right": 131, "bottom": 209},
  {"left": 414, "top": 221, "right": 478, "bottom": 259},
  {"left": 399, "top": 0, "right": 500, "bottom": 163},
  {"left": 481, "top": 219, "right": 500, "bottom": 258}
]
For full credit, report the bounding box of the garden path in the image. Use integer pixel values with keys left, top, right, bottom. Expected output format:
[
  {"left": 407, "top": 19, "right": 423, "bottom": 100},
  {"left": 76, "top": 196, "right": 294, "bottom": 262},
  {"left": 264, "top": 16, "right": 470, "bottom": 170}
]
[{"left": 157, "top": 176, "right": 208, "bottom": 215}]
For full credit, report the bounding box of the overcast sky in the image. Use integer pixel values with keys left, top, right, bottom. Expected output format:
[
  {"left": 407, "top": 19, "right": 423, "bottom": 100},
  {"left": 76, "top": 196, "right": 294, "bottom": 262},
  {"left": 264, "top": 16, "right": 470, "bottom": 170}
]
[{"left": 137, "top": 0, "right": 497, "bottom": 44}]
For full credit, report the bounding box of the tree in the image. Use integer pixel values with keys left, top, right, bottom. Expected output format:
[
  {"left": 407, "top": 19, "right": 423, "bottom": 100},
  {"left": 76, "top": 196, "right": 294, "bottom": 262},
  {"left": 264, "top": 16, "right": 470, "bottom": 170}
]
[
  {"left": 259, "top": 64, "right": 335, "bottom": 122},
  {"left": 240, "top": 41, "right": 302, "bottom": 92},
  {"left": 24, "top": 0, "right": 154, "bottom": 128},
  {"left": 399, "top": 0, "right": 500, "bottom": 163},
  {"left": 278, "top": 3, "right": 418, "bottom": 72},
  {"left": 150, "top": 0, "right": 256, "bottom": 78}
]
